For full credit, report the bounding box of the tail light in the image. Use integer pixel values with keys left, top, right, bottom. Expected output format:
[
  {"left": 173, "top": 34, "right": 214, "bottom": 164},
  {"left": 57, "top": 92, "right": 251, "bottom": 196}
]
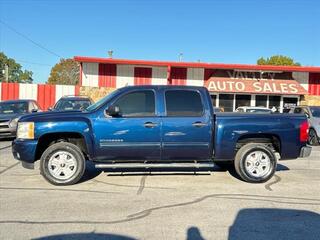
[{"left": 300, "top": 120, "right": 309, "bottom": 142}]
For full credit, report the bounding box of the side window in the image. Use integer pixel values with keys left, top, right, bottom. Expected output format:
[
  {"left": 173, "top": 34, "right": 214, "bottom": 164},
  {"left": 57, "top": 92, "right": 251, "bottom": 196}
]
[
  {"left": 114, "top": 90, "right": 155, "bottom": 117},
  {"left": 294, "top": 108, "right": 302, "bottom": 114},
  {"left": 165, "top": 90, "right": 203, "bottom": 117}
]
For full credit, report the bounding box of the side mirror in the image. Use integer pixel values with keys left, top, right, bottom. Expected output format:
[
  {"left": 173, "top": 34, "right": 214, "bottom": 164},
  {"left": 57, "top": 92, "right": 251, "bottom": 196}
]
[
  {"left": 31, "top": 109, "right": 38, "bottom": 113},
  {"left": 105, "top": 105, "right": 120, "bottom": 117}
]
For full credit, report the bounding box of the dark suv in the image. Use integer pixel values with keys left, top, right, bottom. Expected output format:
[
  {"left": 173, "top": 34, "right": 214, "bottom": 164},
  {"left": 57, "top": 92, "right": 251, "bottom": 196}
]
[
  {"left": 0, "top": 99, "right": 41, "bottom": 138},
  {"left": 49, "top": 96, "right": 93, "bottom": 111}
]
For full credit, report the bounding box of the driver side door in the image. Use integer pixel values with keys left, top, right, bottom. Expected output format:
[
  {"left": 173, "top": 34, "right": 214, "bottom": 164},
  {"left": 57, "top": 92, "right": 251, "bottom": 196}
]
[{"left": 92, "top": 89, "right": 161, "bottom": 161}]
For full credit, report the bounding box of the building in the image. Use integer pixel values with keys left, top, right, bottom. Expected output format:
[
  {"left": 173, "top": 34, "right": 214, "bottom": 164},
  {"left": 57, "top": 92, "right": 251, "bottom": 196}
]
[{"left": 75, "top": 56, "right": 320, "bottom": 112}]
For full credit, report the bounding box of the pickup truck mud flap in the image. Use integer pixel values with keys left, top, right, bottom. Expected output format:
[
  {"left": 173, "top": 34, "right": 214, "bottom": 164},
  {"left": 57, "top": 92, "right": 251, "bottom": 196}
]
[{"left": 299, "top": 146, "right": 312, "bottom": 158}]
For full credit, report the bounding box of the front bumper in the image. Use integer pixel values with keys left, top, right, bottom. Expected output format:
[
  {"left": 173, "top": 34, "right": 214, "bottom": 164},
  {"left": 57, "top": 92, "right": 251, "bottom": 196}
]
[
  {"left": 299, "top": 146, "right": 312, "bottom": 158},
  {"left": 12, "top": 139, "right": 38, "bottom": 169}
]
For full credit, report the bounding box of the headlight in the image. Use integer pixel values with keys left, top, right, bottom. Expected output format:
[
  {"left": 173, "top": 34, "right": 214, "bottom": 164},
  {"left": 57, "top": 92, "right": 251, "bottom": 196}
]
[
  {"left": 17, "top": 122, "right": 35, "bottom": 139},
  {"left": 9, "top": 117, "right": 19, "bottom": 128}
]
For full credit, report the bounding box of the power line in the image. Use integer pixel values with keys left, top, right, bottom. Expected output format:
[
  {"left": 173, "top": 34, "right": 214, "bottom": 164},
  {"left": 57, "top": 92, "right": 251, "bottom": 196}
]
[
  {"left": 0, "top": 19, "right": 62, "bottom": 58},
  {"left": 16, "top": 59, "right": 52, "bottom": 67}
]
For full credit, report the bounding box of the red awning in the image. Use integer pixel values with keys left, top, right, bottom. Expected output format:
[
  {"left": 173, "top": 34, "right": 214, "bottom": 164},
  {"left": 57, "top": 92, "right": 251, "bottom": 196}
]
[{"left": 204, "top": 77, "right": 308, "bottom": 95}]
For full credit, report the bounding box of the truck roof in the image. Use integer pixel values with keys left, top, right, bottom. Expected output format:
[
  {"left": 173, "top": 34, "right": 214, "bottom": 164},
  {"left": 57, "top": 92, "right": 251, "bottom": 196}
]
[
  {"left": 120, "top": 85, "right": 207, "bottom": 91},
  {"left": 0, "top": 99, "right": 35, "bottom": 104}
]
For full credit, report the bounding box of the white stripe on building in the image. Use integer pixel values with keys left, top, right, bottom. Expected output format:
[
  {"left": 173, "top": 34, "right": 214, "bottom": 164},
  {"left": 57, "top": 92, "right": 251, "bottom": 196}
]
[
  {"left": 293, "top": 72, "right": 309, "bottom": 91},
  {"left": 19, "top": 83, "right": 38, "bottom": 100},
  {"left": 186, "top": 68, "right": 204, "bottom": 86},
  {"left": 82, "top": 62, "right": 99, "bottom": 87},
  {"left": 55, "top": 85, "right": 76, "bottom": 101},
  {"left": 116, "top": 65, "right": 134, "bottom": 88},
  {"left": 151, "top": 67, "right": 167, "bottom": 85}
]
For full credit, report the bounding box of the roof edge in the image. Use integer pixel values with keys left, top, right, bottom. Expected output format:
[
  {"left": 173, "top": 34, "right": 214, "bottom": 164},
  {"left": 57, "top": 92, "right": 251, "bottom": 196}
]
[{"left": 74, "top": 56, "right": 320, "bottom": 73}]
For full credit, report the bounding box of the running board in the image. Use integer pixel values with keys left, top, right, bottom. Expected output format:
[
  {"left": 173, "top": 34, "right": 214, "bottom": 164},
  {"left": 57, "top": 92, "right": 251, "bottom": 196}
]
[{"left": 95, "top": 162, "right": 214, "bottom": 169}]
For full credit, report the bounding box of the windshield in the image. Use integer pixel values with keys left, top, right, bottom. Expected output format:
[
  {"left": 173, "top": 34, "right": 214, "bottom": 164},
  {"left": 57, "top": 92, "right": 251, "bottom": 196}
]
[
  {"left": 85, "top": 89, "right": 121, "bottom": 112},
  {"left": 54, "top": 99, "right": 92, "bottom": 111},
  {"left": 0, "top": 102, "right": 28, "bottom": 114},
  {"left": 310, "top": 107, "right": 320, "bottom": 118}
]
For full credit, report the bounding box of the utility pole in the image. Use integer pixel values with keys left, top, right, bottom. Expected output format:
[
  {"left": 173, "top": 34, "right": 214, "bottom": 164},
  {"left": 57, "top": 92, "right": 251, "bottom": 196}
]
[
  {"left": 179, "top": 53, "right": 183, "bottom": 62},
  {"left": 4, "top": 64, "right": 9, "bottom": 82}
]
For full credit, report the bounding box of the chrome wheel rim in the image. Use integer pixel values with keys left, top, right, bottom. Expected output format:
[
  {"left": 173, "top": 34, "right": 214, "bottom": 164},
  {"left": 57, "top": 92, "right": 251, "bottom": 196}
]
[
  {"left": 244, "top": 151, "right": 272, "bottom": 178},
  {"left": 48, "top": 151, "right": 77, "bottom": 180}
]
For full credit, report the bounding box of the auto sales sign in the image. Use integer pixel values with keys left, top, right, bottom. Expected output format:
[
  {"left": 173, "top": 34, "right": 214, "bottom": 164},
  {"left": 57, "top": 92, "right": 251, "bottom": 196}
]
[{"left": 204, "top": 70, "right": 308, "bottom": 95}]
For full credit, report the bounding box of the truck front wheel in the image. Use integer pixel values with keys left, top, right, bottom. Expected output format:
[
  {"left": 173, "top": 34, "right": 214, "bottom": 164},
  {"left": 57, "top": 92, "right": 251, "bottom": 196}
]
[
  {"left": 40, "top": 142, "right": 85, "bottom": 185},
  {"left": 234, "top": 143, "right": 277, "bottom": 183}
]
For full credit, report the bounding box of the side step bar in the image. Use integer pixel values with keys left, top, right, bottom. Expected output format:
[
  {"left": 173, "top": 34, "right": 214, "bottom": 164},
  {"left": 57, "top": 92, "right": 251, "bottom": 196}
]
[{"left": 95, "top": 162, "right": 214, "bottom": 169}]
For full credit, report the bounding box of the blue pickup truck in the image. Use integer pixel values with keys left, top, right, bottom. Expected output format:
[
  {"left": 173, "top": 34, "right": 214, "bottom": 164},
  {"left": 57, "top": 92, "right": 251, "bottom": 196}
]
[{"left": 12, "top": 86, "right": 311, "bottom": 185}]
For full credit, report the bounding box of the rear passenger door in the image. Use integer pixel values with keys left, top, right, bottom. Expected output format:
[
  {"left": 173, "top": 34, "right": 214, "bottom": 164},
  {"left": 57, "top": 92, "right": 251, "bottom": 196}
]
[{"left": 161, "top": 89, "right": 212, "bottom": 160}]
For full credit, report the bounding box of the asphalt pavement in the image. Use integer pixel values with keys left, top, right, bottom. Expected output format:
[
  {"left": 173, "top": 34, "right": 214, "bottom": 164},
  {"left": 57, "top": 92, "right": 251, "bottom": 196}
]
[{"left": 0, "top": 140, "right": 319, "bottom": 240}]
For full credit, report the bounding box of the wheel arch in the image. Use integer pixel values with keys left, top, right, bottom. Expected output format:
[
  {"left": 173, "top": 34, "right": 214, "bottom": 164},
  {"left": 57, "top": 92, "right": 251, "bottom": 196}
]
[
  {"left": 236, "top": 133, "right": 281, "bottom": 155},
  {"left": 35, "top": 132, "right": 91, "bottom": 161}
]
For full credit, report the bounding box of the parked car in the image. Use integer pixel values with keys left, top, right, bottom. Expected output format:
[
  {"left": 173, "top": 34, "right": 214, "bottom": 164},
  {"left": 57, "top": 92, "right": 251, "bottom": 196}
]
[
  {"left": 235, "top": 106, "right": 272, "bottom": 113},
  {"left": 0, "top": 99, "right": 41, "bottom": 138},
  {"left": 290, "top": 106, "right": 320, "bottom": 145},
  {"left": 49, "top": 96, "right": 93, "bottom": 111},
  {"left": 213, "top": 107, "right": 223, "bottom": 112},
  {"left": 12, "top": 86, "right": 311, "bottom": 185}
]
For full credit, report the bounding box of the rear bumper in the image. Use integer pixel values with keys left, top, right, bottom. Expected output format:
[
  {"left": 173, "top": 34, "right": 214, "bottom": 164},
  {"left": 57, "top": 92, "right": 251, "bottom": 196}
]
[
  {"left": 299, "top": 146, "right": 312, "bottom": 158},
  {"left": 12, "top": 139, "right": 38, "bottom": 169}
]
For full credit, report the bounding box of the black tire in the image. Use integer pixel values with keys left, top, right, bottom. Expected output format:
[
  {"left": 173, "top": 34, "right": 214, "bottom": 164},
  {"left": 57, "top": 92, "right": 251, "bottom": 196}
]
[
  {"left": 214, "top": 161, "right": 233, "bottom": 170},
  {"left": 308, "top": 129, "right": 319, "bottom": 146},
  {"left": 234, "top": 143, "right": 277, "bottom": 183},
  {"left": 40, "top": 142, "right": 86, "bottom": 186}
]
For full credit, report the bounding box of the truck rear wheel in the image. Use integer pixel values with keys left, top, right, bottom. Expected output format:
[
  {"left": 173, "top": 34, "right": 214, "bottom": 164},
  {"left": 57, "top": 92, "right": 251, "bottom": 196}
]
[
  {"left": 40, "top": 142, "right": 85, "bottom": 185},
  {"left": 308, "top": 129, "right": 319, "bottom": 146},
  {"left": 234, "top": 143, "right": 277, "bottom": 183}
]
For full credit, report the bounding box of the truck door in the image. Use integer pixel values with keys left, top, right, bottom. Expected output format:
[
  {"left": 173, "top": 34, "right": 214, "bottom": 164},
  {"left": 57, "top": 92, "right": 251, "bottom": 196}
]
[
  {"left": 161, "top": 89, "right": 212, "bottom": 160},
  {"left": 93, "top": 89, "right": 161, "bottom": 161}
]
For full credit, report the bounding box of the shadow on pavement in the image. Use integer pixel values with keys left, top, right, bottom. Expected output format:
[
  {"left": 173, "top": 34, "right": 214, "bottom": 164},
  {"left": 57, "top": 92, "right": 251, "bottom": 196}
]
[
  {"left": 229, "top": 208, "right": 320, "bottom": 240},
  {"left": 186, "top": 226, "right": 206, "bottom": 240},
  {"left": 78, "top": 161, "right": 103, "bottom": 184},
  {"left": 34, "top": 232, "right": 137, "bottom": 240}
]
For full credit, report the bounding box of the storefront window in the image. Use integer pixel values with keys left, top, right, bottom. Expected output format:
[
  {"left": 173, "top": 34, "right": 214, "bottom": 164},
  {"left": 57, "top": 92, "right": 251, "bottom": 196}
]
[
  {"left": 219, "top": 94, "right": 234, "bottom": 112},
  {"left": 269, "top": 96, "right": 281, "bottom": 112},
  {"left": 235, "top": 95, "right": 251, "bottom": 109},
  {"left": 256, "top": 95, "right": 268, "bottom": 107},
  {"left": 210, "top": 95, "right": 217, "bottom": 107}
]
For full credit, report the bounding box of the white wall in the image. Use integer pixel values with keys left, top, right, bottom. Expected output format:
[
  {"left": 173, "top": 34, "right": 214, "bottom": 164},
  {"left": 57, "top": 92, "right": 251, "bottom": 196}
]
[
  {"left": 152, "top": 67, "right": 167, "bottom": 85},
  {"left": 186, "top": 68, "right": 204, "bottom": 86},
  {"left": 116, "top": 65, "right": 134, "bottom": 88},
  {"left": 19, "top": 83, "right": 38, "bottom": 100},
  {"left": 55, "top": 85, "right": 76, "bottom": 101},
  {"left": 82, "top": 62, "right": 99, "bottom": 87}
]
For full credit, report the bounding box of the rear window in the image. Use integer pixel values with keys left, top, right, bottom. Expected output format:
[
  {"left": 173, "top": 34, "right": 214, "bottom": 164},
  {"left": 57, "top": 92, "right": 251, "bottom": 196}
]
[{"left": 165, "top": 90, "right": 203, "bottom": 117}]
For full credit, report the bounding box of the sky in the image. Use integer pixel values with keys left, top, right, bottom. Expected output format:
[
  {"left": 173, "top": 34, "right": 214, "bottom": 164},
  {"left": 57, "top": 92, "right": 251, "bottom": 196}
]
[{"left": 0, "top": 0, "right": 319, "bottom": 83}]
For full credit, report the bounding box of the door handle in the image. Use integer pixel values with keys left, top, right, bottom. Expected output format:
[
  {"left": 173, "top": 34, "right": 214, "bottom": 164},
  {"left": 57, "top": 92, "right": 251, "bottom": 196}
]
[
  {"left": 192, "top": 121, "right": 207, "bottom": 128},
  {"left": 144, "top": 122, "right": 157, "bottom": 128}
]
